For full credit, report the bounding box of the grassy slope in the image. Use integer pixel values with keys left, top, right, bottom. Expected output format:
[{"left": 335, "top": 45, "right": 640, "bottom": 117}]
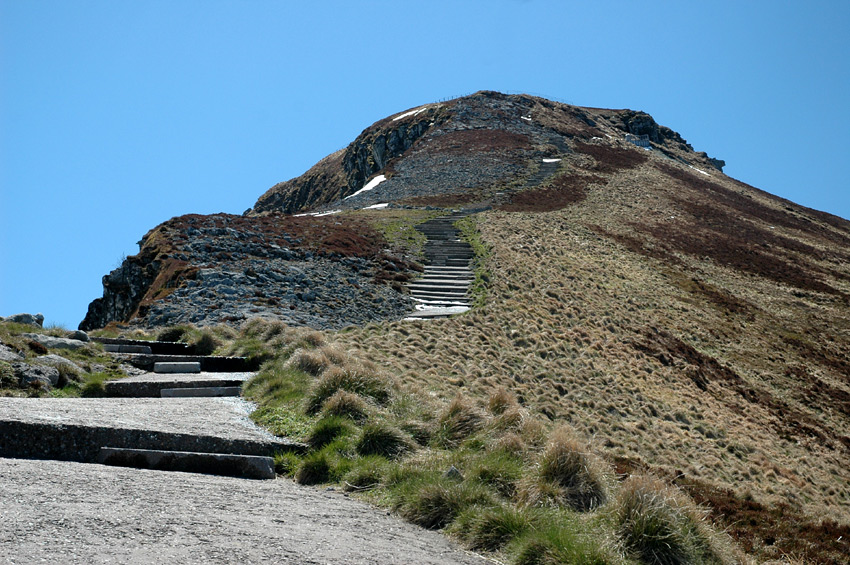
[{"left": 329, "top": 149, "right": 850, "bottom": 561}]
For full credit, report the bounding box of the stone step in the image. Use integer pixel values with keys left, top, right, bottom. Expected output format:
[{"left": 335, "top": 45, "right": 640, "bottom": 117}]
[
  {"left": 155, "top": 361, "right": 201, "bottom": 374},
  {"left": 103, "top": 344, "right": 153, "bottom": 354},
  {"left": 411, "top": 292, "right": 468, "bottom": 301},
  {"left": 93, "top": 337, "right": 193, "bottom": 356},
  {"left": 420, "top": 273, "right": 475, "bottom": 284},
  {"left": 410, "top": 283, "right": 469, "bottom": 292},
  {"left": 412, "top": 299, "right": 470, "bottom": 307},
  {"left": 116, "top": 354, "right": 252, "bottom": 372},
  {"left": 424, "top": 265, "right": 472, "bottom": 272},
  {"left": 105, "top": 373, "right": 249, "bottom": 398},
  {"left": 0, "top": 398, "right": 306, "bottom": 465},
  {"left": 409, "top": 280, "right": 470, "bottom": 289},
  {"left": 161, "top": 386, "right": 242, "bottom": 398},
  {"left": 96, "top": 447, "right": 275, "bottom": 480},
  {"left": 405, "top": 307, "right": 470, "bottom": 320}
]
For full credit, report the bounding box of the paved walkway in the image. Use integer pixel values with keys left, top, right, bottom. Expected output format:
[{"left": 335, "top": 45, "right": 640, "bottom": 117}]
[{"left": 0, "top": 457, "right": 490, "bottom": 564}]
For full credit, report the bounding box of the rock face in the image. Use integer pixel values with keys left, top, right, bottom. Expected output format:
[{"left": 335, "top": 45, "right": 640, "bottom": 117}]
[{"left": 81, "top": 213, "right": 417, "bottom": 330}]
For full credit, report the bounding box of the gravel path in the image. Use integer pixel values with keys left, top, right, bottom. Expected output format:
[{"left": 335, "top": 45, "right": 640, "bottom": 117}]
[{"left": 0, "top": 458, "right": 491, "bottom": 564}]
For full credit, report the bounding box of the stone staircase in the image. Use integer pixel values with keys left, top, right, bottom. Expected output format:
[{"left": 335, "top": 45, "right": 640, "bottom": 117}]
[
  {"left": 95, "top": 336, "right": 251, "bottom": 398},
  {"left": 0, "top": 337, "right": 303, "bottom": 480},
  {"left": 406, "top": 210, "right": 481, "bottom": 320}
]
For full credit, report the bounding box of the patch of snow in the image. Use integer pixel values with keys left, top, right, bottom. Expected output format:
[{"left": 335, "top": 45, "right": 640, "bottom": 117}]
[
  {"left": 363, "top": 203, "right": 389, "bottom": 210},
  {"left": 345, "top": 175, "right": 387, "bottom": 200},
  {"left": 688, "top": 165, "right": 709, "bottom": 176},
  {"left": 294, "top": 209, "right": 342, "bottom": 217},
  {"left": 542, "top": 158, "right": 562, "bottom": 163},
  {"left": 520, "top": 116, "right": 532, "bottom": 122},
  {"left": 393, "top": 106, "right": 430, "bottom": 121}
]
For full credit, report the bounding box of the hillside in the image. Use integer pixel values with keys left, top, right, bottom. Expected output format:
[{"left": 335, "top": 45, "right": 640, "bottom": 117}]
[{"left": 79, "top": 91, "right": 850, "bottom": 561}]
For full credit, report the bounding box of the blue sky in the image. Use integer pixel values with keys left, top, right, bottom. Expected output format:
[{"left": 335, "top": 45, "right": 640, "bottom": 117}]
[{"left": 2, "top": 1, "right": 848, "bottom": 328}]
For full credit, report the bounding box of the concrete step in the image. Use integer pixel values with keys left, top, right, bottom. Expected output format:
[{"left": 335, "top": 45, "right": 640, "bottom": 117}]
[
  {"left": 424, "top": 265, "right": 473, "bottom": 272},
  {"left": 409, "top": 280, "right": 470, "bottom": 289},
  {"left": 155, "top": 361, "right": 201, "bottom": 374},
  {"left": 405, "top": 307, "right": 470, "bottom": 320},
  {"left": 93, "top": 337, "right": 193, "bottom": 356},
  {"left": 411, "top": 295, "right": 468, "bottom": 303},
  {"left": 105, "top": 373, "right": 249, "bottom": 398},
  {"left": 410, "top": 284, "right": 469, "bottom": 293},
  {"left": 161, "top": 386, "right": 242, "bottom": 398},
  {"left": 116, "top": 354, "right": 252, "bottom": 372},
  {"left": 96, "top": 447, "right": 275, "bottom": 480},
  {"left": 0, "top": 398, "right": 306, "bottom": 465},
  {"left": 103, "top": 344, "right": 153, "bottom": 354}
]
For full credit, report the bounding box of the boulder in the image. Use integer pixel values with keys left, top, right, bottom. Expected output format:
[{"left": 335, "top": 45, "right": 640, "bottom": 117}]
[
  {"left": 66, "top": 330, "right": 90, "bottom": 342},
  {"left": 0, "top": 344, "right": 24, "bottom": 362},
  {"left": 2, "top": 313, "right": 45, "bottom": 327},
  {"left": 13, "top": 362, "right": 60, "bottom": 388},
  {"left": 34, "top": 354, "right": 84, "bottom": 373},
  {"left": 22, "top": 333, "right": 87, "bottom": 351}
]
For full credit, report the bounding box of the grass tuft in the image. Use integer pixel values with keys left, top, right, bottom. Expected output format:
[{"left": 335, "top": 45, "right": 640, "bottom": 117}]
[
  {"left": 321, "top": 389, "right": 369, "bottom": 422},
  {"left": 616, "top": 474, "right": 729, "bottom": 565},
  {"left": 434, "top": 394, "right": 486, "bottom": 447},
  {"left": 450, "top": 503, "right": 539, "bottom": 551},
  {"left": 355, "top": 421, "right": 412, "bottom": 459},
  {"left": 488, "top": 386, "right": 519, "bottom": 415},
  {"left": 393, "top": 478, "right": 495, "bottom": 530},
  {"left": 305, "top": 366, "right": 393, "bottom": 414},
  {"left": 519, "top": 427, "right": 607, "bottom": 511},
  {"left": 307, "top": 415, "right": 354, "bottom": 449}
]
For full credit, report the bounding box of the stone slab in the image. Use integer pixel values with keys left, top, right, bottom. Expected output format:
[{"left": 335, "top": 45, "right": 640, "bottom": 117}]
[
  {"left": 105, "top": 371, "right": 252, "bottom": 398},
  {"left": 0, "top": 397, "right": 305, "bottom": 462},
  {"left": 155, "top": 361, "right": 201, "bottom": 373},
  {"left": 103, "top": 344, "right": 153, "bottom": 354},
  {"left": 97, "top": 447, "right": 275, "bottom": 480},
  {"left": 161, "top": 386, "right": 242, "bottom": 398}
]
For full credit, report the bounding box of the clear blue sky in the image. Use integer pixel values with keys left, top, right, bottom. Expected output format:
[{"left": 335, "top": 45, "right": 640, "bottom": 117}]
[{"left": 2, "top": 1, "right": 848, "bottom": 328}]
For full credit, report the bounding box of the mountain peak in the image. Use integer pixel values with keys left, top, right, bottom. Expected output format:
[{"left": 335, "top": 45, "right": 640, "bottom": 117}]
[{"left": 248, "top": 91, "right": 724, "bottom": 216}]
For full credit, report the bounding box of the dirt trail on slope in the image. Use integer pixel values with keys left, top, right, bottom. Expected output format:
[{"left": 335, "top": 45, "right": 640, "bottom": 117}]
[{"left": 1, "top": 457, "right": 490, "bottom": 565}]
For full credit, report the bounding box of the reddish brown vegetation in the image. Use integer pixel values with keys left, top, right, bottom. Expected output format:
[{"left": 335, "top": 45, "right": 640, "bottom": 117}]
[
  {"left": 421, "top": 129, "right": 532, "bottom": 155},
  {"left": 677, "top": 477, "right": 850, "bottom": 565},
  {"left": 661, "top": 163, "right": 850, "bottom": 253},
  {"left": 631, "top": 329, "right": 844, "bottom": 450},
  {"left": 163, "top": 213, "right": 389, "bottom": 258},
  {"left": 599, "top": 163, "right": 850, "bottom": 298},
  {"left": 574, "top": 142, "right": 648, "bottom": 173},
  {"left": 611, "top": 456, "right": 850, "bottom": 564},
  {"left": 499, "top": 174, "right": 602, "bottom": 212}
]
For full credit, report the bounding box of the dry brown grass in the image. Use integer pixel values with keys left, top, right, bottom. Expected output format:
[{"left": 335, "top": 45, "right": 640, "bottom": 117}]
[{"left": 330, "top": 141, "right": 850, "bottom": 559}]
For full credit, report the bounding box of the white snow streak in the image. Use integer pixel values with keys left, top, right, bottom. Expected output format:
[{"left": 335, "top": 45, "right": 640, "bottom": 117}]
[
  {"left": 345, "top": 175, "right": 387, "bottom": 200},
  {"left": 363, "top": 203, "right": 389, "bottom": 210},
  {"left": 542, "top": 158, "right": 562, "bottom": 163},
  {"left": 688, "top": 165, "right": 709, "bottom": 176},
  {"left": 392, "top": 106, "right": 429, "bottom": 121}
]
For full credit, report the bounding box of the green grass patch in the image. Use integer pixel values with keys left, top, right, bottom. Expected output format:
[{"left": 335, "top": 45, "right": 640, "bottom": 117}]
[{"left": 455, "top": 215, "right": 490, "bottom": 309}]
